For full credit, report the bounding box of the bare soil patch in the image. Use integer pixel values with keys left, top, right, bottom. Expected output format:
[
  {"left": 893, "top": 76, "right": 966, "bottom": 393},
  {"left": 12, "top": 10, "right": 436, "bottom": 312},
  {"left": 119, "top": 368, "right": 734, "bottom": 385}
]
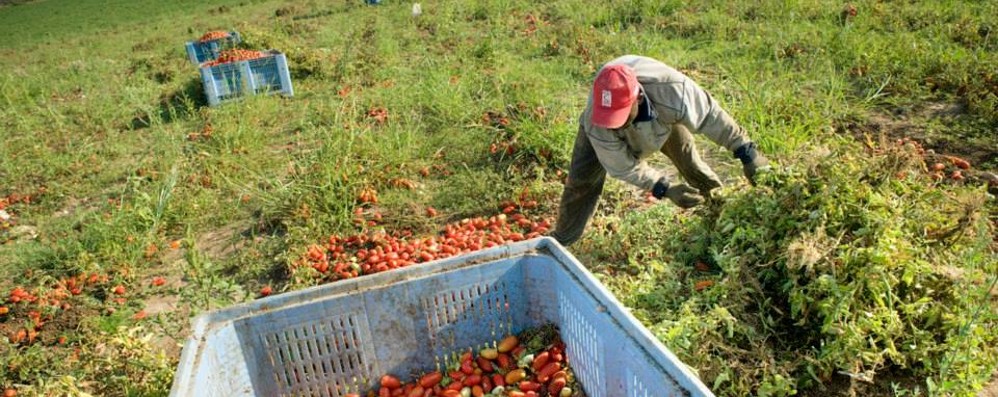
[{"left": 837, "top": 102, "right": 998, "bottom": 172}]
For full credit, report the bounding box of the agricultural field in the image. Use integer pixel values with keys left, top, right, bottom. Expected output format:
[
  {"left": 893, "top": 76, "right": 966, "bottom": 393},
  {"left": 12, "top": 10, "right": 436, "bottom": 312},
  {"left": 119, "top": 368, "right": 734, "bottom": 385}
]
[{"left": 0, "top": 0, "right": 996, "bottom": 396}]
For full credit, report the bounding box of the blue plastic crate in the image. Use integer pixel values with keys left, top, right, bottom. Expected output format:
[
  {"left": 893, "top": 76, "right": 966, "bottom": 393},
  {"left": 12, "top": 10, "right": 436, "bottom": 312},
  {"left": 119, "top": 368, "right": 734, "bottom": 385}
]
[
  {"left": 185, "top": 31, "right": 242, "bottom": 64},
  {"left": 169, "top": 238, "right": 714, "bottom": 397},
  {"left": 198, "top": 50, "right": 294, "bottom": 107}
]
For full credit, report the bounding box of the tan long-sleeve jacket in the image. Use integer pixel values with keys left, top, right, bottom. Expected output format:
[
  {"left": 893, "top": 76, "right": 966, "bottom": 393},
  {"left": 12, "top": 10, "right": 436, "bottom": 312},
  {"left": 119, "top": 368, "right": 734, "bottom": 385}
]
[{"left": 580, "top": 55, "right": 751, "bottom": 190}]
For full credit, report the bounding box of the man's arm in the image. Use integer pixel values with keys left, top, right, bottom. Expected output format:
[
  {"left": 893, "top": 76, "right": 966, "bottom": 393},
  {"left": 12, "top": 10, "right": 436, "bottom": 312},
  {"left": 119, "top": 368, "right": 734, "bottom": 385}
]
[
  {"left": 585, "top": 128, "right": 703, "bottom": 207},
  {"left": 677, "top": 80, "right": 770, "bottom": 183},
  {"left": 585, "top": 126, "right": 665, "bottom": 191},
  {"left": 677, "top": 79, "right": 751, "bottom": 152}
]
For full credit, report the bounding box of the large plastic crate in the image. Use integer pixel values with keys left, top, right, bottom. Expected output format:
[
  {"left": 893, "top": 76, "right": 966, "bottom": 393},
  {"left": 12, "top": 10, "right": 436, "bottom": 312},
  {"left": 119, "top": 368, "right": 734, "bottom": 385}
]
[
  {"left": 169, "top": 238, "right": 714, "bottom": 397},
  {"left": 199, "top": 50, "right": 294, "bottom": 106},
  {"left": 185, "top": 31, "right": 242, "bottom": 64}
]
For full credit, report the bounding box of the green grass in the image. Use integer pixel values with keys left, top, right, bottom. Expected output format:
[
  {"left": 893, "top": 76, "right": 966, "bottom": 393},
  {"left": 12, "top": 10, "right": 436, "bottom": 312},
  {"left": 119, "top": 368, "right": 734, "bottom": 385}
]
[
  {"left": 0, "top": 0, "right": 995, "bottom": 395},
  {"left": 0, "top": 0, "right": 258, "bottom": 48}
]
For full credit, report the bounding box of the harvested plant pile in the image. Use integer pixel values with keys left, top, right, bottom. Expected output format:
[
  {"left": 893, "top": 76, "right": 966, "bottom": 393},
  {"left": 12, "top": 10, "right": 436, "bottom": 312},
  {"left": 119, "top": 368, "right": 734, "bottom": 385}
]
[{"left": 619, "top": 138, "right": 997, "bottom": 396}]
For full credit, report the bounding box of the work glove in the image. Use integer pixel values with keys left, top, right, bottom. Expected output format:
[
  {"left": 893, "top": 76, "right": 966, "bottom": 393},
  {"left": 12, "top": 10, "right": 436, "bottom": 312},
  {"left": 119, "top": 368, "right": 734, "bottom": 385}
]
[
  {"left": 652, "top": 179, "right": 704, "bottom": 209},
  {"left": 694, "top": 179, "right": 722, "bottom": 200},
  {"left": 734, "top": 142, "right": 771, "bottom": 185}
]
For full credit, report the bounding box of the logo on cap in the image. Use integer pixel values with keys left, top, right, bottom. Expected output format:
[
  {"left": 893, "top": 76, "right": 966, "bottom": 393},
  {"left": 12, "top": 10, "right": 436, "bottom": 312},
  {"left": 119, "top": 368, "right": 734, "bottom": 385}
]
[{"left": 601, "top": 90, "right": 612, "bottom": 108}]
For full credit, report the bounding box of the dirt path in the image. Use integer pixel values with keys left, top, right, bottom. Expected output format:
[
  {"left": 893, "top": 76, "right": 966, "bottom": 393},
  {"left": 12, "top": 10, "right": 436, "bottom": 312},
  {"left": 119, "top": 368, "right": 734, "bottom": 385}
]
[
  {"left": 838, "top": 102, "right": 998, "bottom": 192},
  {"left": 981, "top": 372, "right": 998, "bottom": 397}
]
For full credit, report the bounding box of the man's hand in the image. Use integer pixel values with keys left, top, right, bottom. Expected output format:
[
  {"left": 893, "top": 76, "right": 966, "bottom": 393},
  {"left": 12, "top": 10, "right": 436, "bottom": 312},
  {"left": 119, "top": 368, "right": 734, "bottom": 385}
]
[
  {"left": 652, "top": 179, "right": 704, "bottom": 208},
  {"left": 735, "top": 142, "right": 771, "bottom": 185},
  {"left": 666, "top": 183, "right": 705, "bottom": 208}
]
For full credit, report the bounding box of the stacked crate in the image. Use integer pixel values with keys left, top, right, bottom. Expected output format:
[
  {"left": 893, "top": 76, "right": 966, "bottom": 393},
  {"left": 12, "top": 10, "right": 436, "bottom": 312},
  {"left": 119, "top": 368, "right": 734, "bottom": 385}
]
[
  {"left": 185, "top": 30, "right": 294, "bottom": 106},
  {"left": 185, "top": 31, "right": 242, "bottom": 65}
]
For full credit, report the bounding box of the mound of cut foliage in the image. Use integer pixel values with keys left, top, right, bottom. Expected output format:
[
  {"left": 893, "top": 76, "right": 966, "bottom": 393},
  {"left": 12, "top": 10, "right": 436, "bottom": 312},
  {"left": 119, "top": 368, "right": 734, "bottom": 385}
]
[{"left": 617, "top": 137, "right": 996, "bottom": 396}]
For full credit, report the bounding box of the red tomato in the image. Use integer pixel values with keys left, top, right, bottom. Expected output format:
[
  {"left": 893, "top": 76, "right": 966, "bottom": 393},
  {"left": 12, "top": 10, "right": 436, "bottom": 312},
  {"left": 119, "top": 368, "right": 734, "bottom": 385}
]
[
  {"left": 537, "top": 362, "right": 562, "bottom": 383},
  {"left": 694, "top": 280, "right": 715, "bottom": 291},
  {"left": 462, "top": 374, "right": 481, "bottom": 387},
  {"left": 381, "top": 375, "right": 402, "bottom": 389},
  {"left": 418, "top": 372, "right": 442, "bottom": 388},
  {"left": 548, "top": 377, "right": 567, "bottom": 394},
  {"left": 476, "top": 357, "right": 494, "bottom": 373},
  {"left": 531, "top": 352, "right": 549, "bottom": 371},
  {"left": 519, "top": 381, "right": 542, "bottom": 392},
  {"left": 497, "top": 353, "right": 513, "bottom": 370},
  {"left": 511, "top": 345, "right": 526, "bottom": 359}
]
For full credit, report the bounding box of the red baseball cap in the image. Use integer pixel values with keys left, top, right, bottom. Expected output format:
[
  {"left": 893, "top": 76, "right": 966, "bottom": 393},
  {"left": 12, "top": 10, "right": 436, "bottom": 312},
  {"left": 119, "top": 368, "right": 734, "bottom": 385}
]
[{"left": 591, "top": 64, "right": 640, "bottom": 129}]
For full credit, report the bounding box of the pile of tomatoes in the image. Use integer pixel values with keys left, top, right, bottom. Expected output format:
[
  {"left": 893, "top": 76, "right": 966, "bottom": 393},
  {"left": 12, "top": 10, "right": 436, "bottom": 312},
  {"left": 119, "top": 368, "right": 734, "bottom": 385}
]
[
  {"left": 292, "top": 203, "right": 551, "bottom": 283},
  {"left": 884, "top": 137, "right": 974, "bottom": 182},
  {"left": 203, "top": 49, "right": 267, "bottom": 67},
  {"left": 1, "top": 272, "right": 167, "bottom": 346},
  {"left": 927, "top": 155, "right": 971, "bottom": 182},
  {"left": 368, "top": 107, "right": 389, "bottom": 125},
  {"left": 198, "top": 30, "right": 231, "bottom": 42},
  {"left": 347, "top": 327, "right": 580, "bottom": 397}
]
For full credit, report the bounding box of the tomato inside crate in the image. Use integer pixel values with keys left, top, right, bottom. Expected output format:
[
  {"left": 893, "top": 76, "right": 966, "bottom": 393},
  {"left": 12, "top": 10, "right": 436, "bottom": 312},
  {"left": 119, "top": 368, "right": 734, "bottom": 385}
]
[{"left": 360, "top": 325, "right": 585, "bottom": 397}]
